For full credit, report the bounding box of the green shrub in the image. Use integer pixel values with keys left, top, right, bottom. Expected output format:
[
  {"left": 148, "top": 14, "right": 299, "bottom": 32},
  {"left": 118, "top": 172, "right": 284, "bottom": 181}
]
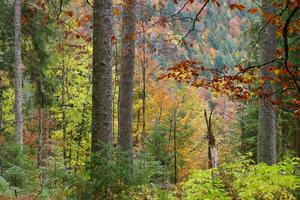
[
  {"left": 131, "top": 184, "right": 178, "bottom": 200},
  {"left": 182, "top": 169, "right": 231, "bottom": 200},
  {"left": 0, "top": 176, "right": 10, "bottom": 196},
  {"left": 3, "top": 166, "right": 27, "bottom": 196},
  {"left": 89, "top": 144, "right": 164, "bottom": 199},
  {"left": 182, "top": 158, "right": 300, "bottom": 200}
]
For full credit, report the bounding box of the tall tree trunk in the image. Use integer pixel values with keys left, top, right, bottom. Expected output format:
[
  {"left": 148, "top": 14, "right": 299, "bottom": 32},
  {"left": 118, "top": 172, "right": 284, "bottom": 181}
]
[
  {"left": 204, "top": 108, "right": 218, "bottom": 168},
  {"left": 118, "top": 0, "right": 137, "bottom": 156},
  {"left": 141, "top": 24, "right": 146, "bottom": 152},
  {"left": 14, "top": 0, "right": 24, "bottom": 148},
  {"left": 92, "top": 0, "right": 113, "bottom": 152},
  {"left": 257, "top": 0, "right": 277, "bottom": 165},
  {"left": 134, "top": 109, "right": 140, "bottom": 147},
  {"left": 36, "top": 81, "right": 43, "bottom": 168}
]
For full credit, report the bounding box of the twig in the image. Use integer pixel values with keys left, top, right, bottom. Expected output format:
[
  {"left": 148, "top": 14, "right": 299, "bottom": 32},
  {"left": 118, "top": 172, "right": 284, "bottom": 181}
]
[{"left": 180, "top": 0, "right": 210, "bottom": 43}]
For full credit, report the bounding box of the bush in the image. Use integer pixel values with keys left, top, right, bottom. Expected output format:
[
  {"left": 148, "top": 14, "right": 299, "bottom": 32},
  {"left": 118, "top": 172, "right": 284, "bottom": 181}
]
[
  {"left": 0, "top": 176, "right": 10, "bottom": 196},
  {"left": 182, "top": 158, "right": 300, "bottom": 200},
  {"left": 3, "top": 166, "right": 27, "bottom": 196},
  {"left": 89, "top": 144, "right": 164, "bottom": 199},
  {"left": 182, "top": 169, "right": 231, "bottom": 200},
  {"left": 131, "top": 184, "right": 178, "bottom": 200}
]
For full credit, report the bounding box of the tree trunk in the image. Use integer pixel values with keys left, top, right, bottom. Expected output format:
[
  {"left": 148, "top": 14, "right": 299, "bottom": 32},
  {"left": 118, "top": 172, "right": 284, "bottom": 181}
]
[
  {"left": 141, "top": 24, "right": 147, "bottom": 152},
  {"left": 92, "top": 0, "right": 113, "bottom": 151},
  {"left": 37, "top": 104, "right": 43, "bottom": 167},
  {"left": 14, "top": 0, "right": 24, "bottom": 148},
  {"left": 257, "top": 0, "right": 277, "bottom": 165},
  {"left": 118, "top": 0, "right": 137, "bottom": 156},
  {"left": 204, "top": 109, "right": 218, "bottom": 168},
  {"left": 62, "top": 65, "right": 67, "bottom": 170},
  {"left": 173, "top": 105, "right": 177, "bottom": 184},
  {"left": 75, "top": 106, "right": 86, "bottom": 174}
]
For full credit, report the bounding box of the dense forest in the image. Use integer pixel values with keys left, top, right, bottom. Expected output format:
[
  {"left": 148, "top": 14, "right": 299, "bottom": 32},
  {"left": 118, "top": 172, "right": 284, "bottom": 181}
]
[{"left": 0, "top": 0, "right": 300, "bottom": 199}]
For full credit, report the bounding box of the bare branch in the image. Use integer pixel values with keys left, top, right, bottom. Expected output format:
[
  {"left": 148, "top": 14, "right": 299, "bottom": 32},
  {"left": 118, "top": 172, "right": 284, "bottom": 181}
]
[{"left": 180, "top": 0, "right": 210, "bottom": 43}]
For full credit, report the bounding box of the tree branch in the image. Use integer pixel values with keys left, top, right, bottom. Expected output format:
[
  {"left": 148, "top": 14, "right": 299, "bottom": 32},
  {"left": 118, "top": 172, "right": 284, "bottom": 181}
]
[
  {"left": 180, "top": 0, "right": 210, "bottom": 43},
  {"left": 282, "top": 5, "right": 300, "bottom": 92}
]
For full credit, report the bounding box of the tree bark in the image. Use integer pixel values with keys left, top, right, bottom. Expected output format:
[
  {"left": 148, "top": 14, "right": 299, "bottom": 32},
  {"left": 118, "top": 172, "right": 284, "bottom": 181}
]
[
  {"left": 118, "top": 0, "right": 137, "bottom": 156},
  {"left": 257, "top": 0, "right": 277, "bottom": 165},
  {"left": 141, "top": 24, "right": 147, "bottom": 152},
  {"left": 14, "top": 0, "right": 24, "bottom": 148},
  {"left": 204, "top": 109, "right": 218, "bottom": 168},
  {"left": 92, "top": 0, "right": 113, "bottom": 152}
]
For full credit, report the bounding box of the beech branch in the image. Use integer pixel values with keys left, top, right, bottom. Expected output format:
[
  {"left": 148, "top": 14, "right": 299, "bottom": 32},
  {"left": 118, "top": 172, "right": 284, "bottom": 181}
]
[{"left": 282, "top": 6, "right": 300, "bottom": 92}]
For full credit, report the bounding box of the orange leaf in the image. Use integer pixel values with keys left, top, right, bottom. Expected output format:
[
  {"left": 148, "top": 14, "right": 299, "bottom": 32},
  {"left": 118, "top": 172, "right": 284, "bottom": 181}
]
[
  {"left": 236, "top": 4, "right": 245, "bottom": 11},
  {"left": 229, "top": 3, "right": 245, "bottom": 11},
  {"left": 247, "top": 8, "right": 258, "bottom": 14},
  {"left": 190, "top": 0, "right": 195, "bottom": 3},
  {"left": 65, "top": 11, "right": 73, "bottom": 17}
]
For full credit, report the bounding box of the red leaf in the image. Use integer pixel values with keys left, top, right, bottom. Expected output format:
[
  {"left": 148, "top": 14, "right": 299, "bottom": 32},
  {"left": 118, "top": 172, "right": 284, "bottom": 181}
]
[
  {"left": 190, "top": 0, "right": 195, "bottom": 4},
  {"left": 65, "top": 11, "right": 73, "bottom": 17},
  {"left": 111, "top": 35, "right": 117, "bottom": 43},
  {"left": 86, "top": 37, "right": 92, "bottom": 43},
  {"left": 229, "top": 4, "right": 235, "bottom": 10}
]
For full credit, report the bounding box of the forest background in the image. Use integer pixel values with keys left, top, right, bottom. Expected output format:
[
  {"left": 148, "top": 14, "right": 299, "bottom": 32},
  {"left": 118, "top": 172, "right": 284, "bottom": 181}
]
[{"left": 0, "top": 0, "right": 300, "bottom": 199}]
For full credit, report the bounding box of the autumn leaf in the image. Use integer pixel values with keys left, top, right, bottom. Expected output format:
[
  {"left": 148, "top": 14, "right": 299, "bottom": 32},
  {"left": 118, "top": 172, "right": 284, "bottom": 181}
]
[
  {"left": 229, "top": 3, "right": 245, "bottom": 11},
  {"left": 113, "top": 8, "right": 120, "bottom": 16},
  {"left": 247, "top": 8, "right": 258, "bottom": 14},
  {"left": 111, "top": 35, "right": 116, "bottom": 42},
  {"left": 236, "top": 4, "right": 245, "bottom": 11},
  {"left": 274, "top": 69, "right": 280, "bottom": 75},
  {"left": 229, "top": 4, "right": 235, "bottom": 10},
  {"left": 86, "top": 37, "right": 92, "bottom": 43},
  {"left": 189, "top": 0, "right": 195, "bottom": 4},
  {"left": 174, "top": 0, "right": 178, "bottom": 4},
  {"left": 157, "top": 74, "right": 168, "bottom": 80},
  {"left": 65, "top": 11, "right": 73, "bottom": 17}
]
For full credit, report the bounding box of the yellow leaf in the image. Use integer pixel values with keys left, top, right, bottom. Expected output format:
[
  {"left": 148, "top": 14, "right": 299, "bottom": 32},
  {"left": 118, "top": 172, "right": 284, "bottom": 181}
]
[
  {"left": 274, "top": 69, "right": 280, "bottom": 75},
  {"left": 113, "top": 8, "right": 120, "bottom": 16}
]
